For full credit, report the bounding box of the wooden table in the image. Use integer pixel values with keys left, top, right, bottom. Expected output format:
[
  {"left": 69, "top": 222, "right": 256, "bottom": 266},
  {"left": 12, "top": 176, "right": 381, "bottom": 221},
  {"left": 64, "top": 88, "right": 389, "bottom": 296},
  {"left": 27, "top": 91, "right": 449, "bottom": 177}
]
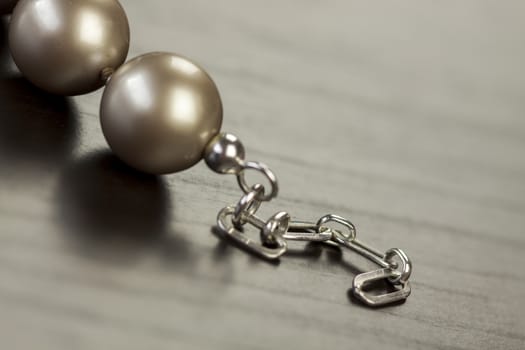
[{"left": 1, "top": 1, "right": 524, "bottom": 349}]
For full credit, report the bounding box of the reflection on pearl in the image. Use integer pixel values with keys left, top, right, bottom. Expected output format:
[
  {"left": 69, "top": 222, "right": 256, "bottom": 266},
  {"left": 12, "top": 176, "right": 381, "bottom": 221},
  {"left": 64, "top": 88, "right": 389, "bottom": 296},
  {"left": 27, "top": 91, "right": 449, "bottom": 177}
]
[
  {"left": 126, "top": 73, "right": 153, "bottom": 110},
  {"left": 169, "top": 89, "right": 199, "bottom": 126},
  {"left": 78, "top": 10, "right": 104, "bottom": 46},
  {"left": 35, "top": 0, "right": 61, "bottom": 32},
  {"left": 170, "top": 56, "right": 200, "bottom": 75}
]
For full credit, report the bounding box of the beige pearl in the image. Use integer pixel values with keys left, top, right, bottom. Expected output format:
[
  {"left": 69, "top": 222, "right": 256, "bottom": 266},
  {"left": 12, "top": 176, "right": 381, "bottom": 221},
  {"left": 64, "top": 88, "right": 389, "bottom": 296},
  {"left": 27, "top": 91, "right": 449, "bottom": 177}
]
[
  {"left": 100, "top": 52, "right": 223, "bottom": 174},
  {"left": 0, "top": 0, "right": 18, "bottom": 14},
  {"left": 8, "top": 0, "right": 129, "bottom": 95}
]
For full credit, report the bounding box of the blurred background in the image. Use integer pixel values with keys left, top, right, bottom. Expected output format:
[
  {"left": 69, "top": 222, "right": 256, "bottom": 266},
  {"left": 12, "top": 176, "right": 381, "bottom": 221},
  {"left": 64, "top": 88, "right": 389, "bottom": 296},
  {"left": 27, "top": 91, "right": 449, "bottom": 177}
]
[{"left": 0, "top": 1, "right": 524, "bottom": 349}]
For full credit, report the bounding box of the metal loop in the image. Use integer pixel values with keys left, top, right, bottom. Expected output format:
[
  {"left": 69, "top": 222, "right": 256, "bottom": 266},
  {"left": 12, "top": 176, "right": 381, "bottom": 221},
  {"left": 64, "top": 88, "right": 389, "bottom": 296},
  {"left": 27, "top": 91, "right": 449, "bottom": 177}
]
[
  {"left": 317, "top": 214, "right": 356, "bottom": 241},
  {"left": 260, "top": 211, "right": 291, "bottom": 247},
  {"left": 384, "top": 248, "right": 412, "bottom": 284},
  {"left": 352, "top": 268, "right": 411, "bottom": 307},
  {"left": 232, "top": 184, "right": 264, "bottom": 228},
  {"left": 236, "top": 161, "right": 278, "bottom": 201},
  {"left": 322, "top": 214, "right": 400, "bottom": 270},
  {"left": 217, "top": 206, "right": 287, "bottom": 260}
]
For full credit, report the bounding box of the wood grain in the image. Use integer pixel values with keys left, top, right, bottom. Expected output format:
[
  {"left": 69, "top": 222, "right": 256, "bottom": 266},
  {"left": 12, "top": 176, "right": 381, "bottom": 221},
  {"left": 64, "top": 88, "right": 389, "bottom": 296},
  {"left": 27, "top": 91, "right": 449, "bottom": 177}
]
[{"left": 1, "top": 1, "right": 524, "bottom": 349}]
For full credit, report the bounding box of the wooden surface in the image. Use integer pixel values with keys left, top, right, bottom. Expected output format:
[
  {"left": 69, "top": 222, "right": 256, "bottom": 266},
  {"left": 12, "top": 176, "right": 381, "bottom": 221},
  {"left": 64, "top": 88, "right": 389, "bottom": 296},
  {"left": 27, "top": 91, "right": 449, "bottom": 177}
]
[{"left": 1, "top": 1, "right": 525, "bottom": 349}]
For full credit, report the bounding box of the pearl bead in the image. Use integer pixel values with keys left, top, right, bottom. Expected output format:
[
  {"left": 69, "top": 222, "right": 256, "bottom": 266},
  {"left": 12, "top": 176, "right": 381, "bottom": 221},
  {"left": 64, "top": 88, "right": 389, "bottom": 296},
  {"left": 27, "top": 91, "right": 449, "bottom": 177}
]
[
  {"left": 0, "top": 0, "right": 18, "bottom": 14},
  {"left": 8, "top": 0, "right": 129, "bottom": 95},
  {"left": 204, "top": 133, "right": 245, "bottom": 174},
  {"left": 100, "top": 52, "right": 223, "bottom": 174}
]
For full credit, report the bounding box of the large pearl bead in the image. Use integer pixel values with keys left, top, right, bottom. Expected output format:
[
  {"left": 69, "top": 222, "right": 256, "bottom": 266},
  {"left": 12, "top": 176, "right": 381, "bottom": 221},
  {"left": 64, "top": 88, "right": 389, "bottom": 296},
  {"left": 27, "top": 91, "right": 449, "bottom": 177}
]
[
  {"left": 8, "top": 0, "right": 129, "bottom": 95},
  {"left": 0, "top": 0, "right": 18, "bottom": 14},
  {"left": 100, "top": 52, "right": 223, "bottom": 174}
]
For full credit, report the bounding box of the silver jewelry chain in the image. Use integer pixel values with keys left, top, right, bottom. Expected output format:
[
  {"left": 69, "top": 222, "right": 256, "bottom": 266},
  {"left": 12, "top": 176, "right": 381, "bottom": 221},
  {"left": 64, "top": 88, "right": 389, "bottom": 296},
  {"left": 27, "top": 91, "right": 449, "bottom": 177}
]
[{"left": 214, "top": 155, "right": 413, "bottom": 307}]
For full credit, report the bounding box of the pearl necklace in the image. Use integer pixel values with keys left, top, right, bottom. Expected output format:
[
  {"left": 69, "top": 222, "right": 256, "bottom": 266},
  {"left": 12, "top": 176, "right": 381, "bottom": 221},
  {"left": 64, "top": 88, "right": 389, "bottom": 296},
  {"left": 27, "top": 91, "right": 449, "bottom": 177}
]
[{"left": 2, "top": 0, "right": 412, "bottom": 307}]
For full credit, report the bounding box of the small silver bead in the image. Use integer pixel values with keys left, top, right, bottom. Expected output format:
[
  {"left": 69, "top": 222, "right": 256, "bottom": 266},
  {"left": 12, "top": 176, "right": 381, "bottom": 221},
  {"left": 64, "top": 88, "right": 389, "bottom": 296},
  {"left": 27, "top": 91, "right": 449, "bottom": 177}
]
[
  {"left": 204, "top": 133, "right": 245, "bottom": 174},
  {"left": 261, "top": 211, "right": 290, "bottom": 247}
]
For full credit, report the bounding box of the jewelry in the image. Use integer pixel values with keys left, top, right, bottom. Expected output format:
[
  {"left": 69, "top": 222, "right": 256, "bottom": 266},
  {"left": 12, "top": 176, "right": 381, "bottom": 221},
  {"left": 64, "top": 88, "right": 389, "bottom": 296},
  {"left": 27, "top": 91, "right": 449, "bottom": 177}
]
[{"left": 4, "top": 0, "right": 412, "bottom": 307}]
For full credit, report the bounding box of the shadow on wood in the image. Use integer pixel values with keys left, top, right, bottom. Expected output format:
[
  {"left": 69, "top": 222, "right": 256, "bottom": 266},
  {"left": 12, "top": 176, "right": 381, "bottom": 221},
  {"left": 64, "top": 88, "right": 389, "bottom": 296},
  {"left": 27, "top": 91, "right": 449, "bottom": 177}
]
[
  {"left": 0, "top": 23, "right": 79, "bottom": 173},
  {"left": 55, "top": 150, "right": 191, "bottom": 264},
  {"left": 0, "top": 77, "right": 78, "bottom": 170}
]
